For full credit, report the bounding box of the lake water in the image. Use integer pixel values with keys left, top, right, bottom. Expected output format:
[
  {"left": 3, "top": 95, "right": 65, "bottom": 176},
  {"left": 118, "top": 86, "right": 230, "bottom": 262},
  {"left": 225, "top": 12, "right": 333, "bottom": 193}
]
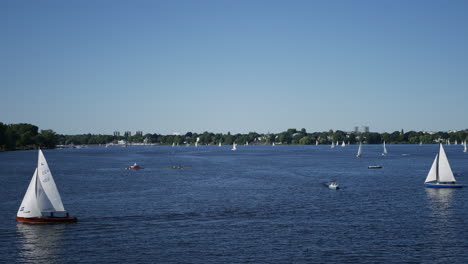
[{"left": 0, "top": 145, "right": 467, "bottom": 263}]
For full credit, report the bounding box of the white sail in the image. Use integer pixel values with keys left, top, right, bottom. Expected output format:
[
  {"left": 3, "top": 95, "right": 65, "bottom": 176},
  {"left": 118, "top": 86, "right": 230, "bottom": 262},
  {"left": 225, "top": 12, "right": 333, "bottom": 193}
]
[
  {"left": 438, "top": 144, "right": 456, "bottom": 182},
  {"left": 382, "top": 141, "right": 388, "bottom": 155},
  {"left": 464, "top": 141, "right": 467, "bottom": 152},
  {"left": 17, "top": 169, "right": 42, "bottom": 218},
  {"left": 331, "top": 141, "right": 335, "bottom": 148},
  {"left": 232, "top": 142, "right": 237, "bottom": 151},
  {"left": 341, "top": 141, "right": 345, "bottom": 147},
  {"left": 419, "top": 141, "right": 422, "bottom": 146},
  {"left": 454, "top": 140, "right": 458, "bottom": 145},
  {"left": 336, "top": 141, "right": 339, "bottom": 146},
  {"left": 356, "top": 143, "right": 362, "bottom": 158},
  {"left": 315, "top": 140, "right": 318, "bottom": 146},
  {"left": 37, "top": 149, "right": 65, "bottom": 212},
  {"left": 272, "top": 142, "right": 275, "bottom": 146},
  {"left": 172, "top": 142, "right": 175, "bottom": 147},
  {"left": 218, "top": 142, "right": 221, "bottom": 147},
  {"left": 424, "top": 154, "right": 438, "bottom": 183}
]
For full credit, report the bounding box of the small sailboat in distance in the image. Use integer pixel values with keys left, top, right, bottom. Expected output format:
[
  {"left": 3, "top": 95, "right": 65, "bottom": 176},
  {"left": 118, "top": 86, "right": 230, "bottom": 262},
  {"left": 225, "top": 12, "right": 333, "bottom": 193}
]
[
  {"left": 17, "top": 149, "right": 77, "bottom": 223},
  {"left": 424, "top": 144, "right": 462, "bottom": 188},
  {"left": 356, "top": 142, "right": 362, "bottom": 158},
  {"left": 231, "top": 142, "right": 237, "bottom": 151},
  {"left": 218, "top": 141, "right": 222, "bottom": 147},
  {"left": 331, "top": 141, "right": 335, "bottom": 148},
  {"left": 341, "top": 141, "right": 345, "bottom": 147},
  {"left": 382, "top": 141, "right": 388, "bottom": 156},
  {"left": 463, "top": 140, "right": 467, "bottom": 153}
]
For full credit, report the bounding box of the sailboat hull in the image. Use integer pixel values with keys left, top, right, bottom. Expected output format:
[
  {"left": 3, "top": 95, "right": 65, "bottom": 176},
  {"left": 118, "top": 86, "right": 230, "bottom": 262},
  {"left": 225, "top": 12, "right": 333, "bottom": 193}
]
[
  {"left": 16, "top": 216, "right": 78, "bottom": 224},
  {"left": 424, "top": 183, "right": 463, "bottom": 188}
]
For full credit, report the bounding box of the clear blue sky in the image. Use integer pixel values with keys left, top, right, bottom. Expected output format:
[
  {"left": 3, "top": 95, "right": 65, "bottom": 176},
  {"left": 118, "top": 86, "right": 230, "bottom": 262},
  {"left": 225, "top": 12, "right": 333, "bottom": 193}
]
[{"left": 1, "top": 0, "right": 467, "bottom": 135}]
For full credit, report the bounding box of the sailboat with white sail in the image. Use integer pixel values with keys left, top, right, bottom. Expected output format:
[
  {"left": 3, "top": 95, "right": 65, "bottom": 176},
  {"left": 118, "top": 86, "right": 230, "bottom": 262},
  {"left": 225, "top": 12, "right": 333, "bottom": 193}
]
[
  {"left": 424, "top": 144, "right": 462, "bottom": 188},
  {"left": 341, "top": 141, "right": 346, "bottom": 147},
  {"left": 356, "top": 142, "right": 362, "bottom": 158},
  {"left": 331, "top": 141, "right": 335, "bottom": 148},
  {"left": 218, "top": 141, "right": 222, "bottom": 147},
  {"left": 382, "top": 141, "right": 388, "bottom": 156},
  {"left": 315, "top": 140, "right": 318, "bottom": 146},
  {"left": 463, "top": 141, "right": 467, "bottom": 153},
  {"left": 231, "top": 142, "right": 237, "bottom": 151},
  {"left": 17, "top": 149, "right": 77, "bottom": 223}
]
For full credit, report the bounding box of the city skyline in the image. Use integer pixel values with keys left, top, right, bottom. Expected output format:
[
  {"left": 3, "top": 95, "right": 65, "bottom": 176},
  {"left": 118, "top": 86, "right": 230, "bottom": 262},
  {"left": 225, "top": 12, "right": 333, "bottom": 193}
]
[{"left": 2, "top": 1, "right": 468, "bottom": 135}]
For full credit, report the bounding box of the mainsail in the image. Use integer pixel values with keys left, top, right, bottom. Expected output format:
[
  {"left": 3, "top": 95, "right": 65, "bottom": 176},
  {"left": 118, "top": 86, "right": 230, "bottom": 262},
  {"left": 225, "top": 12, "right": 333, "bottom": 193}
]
[
  {"left": 17, "top": 150, "right": 66, "bottom": 218},
  {"left": 425, "top": 144, "right": 456, "bottom": 183}
]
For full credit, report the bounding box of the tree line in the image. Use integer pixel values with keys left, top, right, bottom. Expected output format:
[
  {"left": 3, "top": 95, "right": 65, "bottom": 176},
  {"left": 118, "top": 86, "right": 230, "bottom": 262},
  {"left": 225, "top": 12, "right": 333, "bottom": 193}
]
[{"left": 1, "top": 122, "right": 467, "bottom": 151}]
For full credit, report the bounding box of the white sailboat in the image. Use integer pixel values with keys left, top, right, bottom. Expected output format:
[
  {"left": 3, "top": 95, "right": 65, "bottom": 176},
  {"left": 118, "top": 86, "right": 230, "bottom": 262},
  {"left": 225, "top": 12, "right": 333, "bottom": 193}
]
[
  {"left": 331, "top": 141, "right": 335, "bottom": 148},
  {"left": 272, "top": 142, "right": 275, "bottom": 146},
  {"left": 17, "top": 149, "right": 77, "bottom": 223},
  {"left": 419, "top": 141, "right": 422, "bottom": 146},
  {"left": 463, "top": 141, "right": 467, "bottom": 153},
  {"left": 356, "top": 142, "right": 362, "bottom": 158},
  {"left": 172, "top": 142, "right": 175, "bottom": 147},
  {"left": 218, "top": 141, "right": 222, "bottom": 147},
  {"left": 424, "top": 144, "right": 462, "bottom": 188},
  {"left": 455, "top": 140, "right": 458, "bottom": 145},
  {"left": 447, "top": 139, "right": 450, "bottom": 145},
  {"left": 382, "top": 141, "right": 388, "bottom": 156},
  {"left": 231, "top": 142, "right": 237, "bottom": 151},
  {"left": 245, "top": 141, "right": 249, "bottom": 146},
  {"left": 341, "top": 141, "right": 346, "bottom": 147},
  {"left": 315, "top": 140, "right": 318, "bottom": 146}
]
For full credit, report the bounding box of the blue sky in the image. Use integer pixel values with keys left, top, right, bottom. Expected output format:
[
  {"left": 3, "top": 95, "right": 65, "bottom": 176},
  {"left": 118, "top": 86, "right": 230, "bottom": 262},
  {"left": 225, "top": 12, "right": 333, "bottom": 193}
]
[{"left": 1, "top": 0, "right": 467, "bottom": 135}]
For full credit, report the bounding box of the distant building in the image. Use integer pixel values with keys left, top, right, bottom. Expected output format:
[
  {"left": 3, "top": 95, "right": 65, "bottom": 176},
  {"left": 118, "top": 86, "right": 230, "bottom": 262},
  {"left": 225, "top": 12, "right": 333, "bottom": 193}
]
[
  {"left": 124, "top": 131, "right": 132, "bottom": 137},
  {"left": 353, "top": 126, "right": 369, "bottom": 133},
  {"left": 113, "top": 131, "right": 120, "bottom": 137},
  {"left": 135, "top": 131, "right": 143, "bottom": 136}
]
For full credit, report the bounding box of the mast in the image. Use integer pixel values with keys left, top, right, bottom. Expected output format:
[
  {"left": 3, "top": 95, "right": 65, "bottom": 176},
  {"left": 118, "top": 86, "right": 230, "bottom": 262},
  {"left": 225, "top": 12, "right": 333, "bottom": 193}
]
[{"left": 436, "top": 144, "right": 440, "bottom": 183}]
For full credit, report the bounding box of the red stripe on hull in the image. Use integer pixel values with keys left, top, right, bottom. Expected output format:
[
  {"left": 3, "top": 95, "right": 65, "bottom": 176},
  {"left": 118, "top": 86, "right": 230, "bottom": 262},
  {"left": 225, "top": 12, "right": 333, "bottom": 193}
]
[{"left": 16, "top": 216, "right": 77, "bottom": 224}]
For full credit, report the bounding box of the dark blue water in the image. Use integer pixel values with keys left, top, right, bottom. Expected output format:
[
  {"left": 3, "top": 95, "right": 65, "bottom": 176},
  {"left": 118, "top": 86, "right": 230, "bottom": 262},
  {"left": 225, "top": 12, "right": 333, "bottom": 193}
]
[{"left": 0, "top": 145, "right": 467, "bottom": 263}]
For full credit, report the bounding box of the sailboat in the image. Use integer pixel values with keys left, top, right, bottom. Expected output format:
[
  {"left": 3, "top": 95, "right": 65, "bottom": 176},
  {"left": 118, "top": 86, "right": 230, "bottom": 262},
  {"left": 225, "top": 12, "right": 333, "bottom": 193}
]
[
  {"left": 17, "top": 149, "right": 77, "bottom": 223},
  {"left": 382, "top": 141, "right": 388, "bottom": 156},
  {"left": 231, "top": 142, "right": 237, "bottom": 151},
  {"left": 218, "top": 141, "right": 222, "bottom": 147},
  {"left": 419, "top": 141, "right": 422, "bottom": 146},
  {"left": 272, "top": 142, "right": 275, "bottom": 146},
  {"left": 331, "top": 141, "right": 335, "bottom": 148},
  {"left": 424, "top": 144, "right": 462, "bottom": 188},
  {"left": 341, "top": 141, "right": 346, "bottom": 147},
  {"left": 356, "top": 142, "right": 362, "bottom": 158},
  {"left": 315, "top": 140, "right": 318, "bottom": 146},
  {"left": 463, "top": 141, "right": 467, "bottom": 153},
  {"left": 172, "top": 142, "right": 175, "bottom": 147}
]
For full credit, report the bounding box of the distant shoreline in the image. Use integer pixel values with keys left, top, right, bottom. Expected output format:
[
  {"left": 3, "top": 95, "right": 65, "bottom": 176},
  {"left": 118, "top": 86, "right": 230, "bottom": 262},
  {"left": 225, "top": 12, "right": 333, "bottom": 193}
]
[{"left": 1, "top": 122, "right": 467, "bottom": 152}]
